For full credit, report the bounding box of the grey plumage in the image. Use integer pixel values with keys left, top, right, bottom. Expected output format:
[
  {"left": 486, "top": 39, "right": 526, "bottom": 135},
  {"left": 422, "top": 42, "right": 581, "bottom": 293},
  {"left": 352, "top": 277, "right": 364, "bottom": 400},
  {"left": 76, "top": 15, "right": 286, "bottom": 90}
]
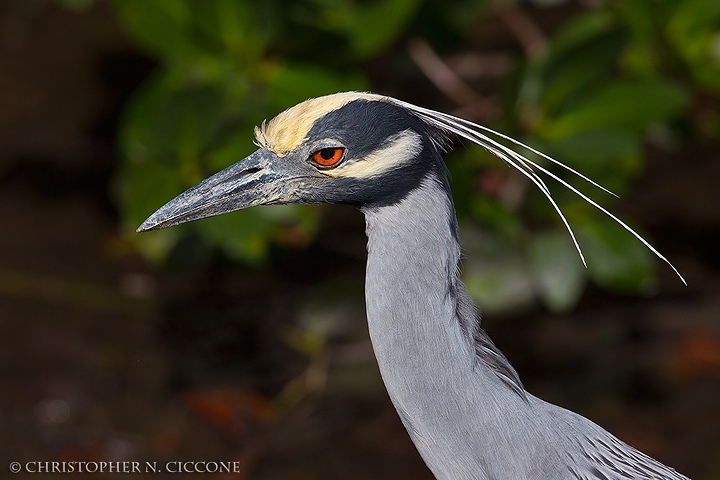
[
  {"left": 138, "top": 92, "right": 689, "bottom": 479},
  {"left": 363, "top": 176, "right": 686, "bottom": 479}
]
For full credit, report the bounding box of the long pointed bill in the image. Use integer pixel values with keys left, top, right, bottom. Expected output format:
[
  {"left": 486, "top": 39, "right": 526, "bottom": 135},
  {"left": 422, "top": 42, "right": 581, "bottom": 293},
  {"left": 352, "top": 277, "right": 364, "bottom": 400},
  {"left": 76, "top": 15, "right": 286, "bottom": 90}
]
[{"left": 137, "top": 149, "right": 293, "bottom": 232}]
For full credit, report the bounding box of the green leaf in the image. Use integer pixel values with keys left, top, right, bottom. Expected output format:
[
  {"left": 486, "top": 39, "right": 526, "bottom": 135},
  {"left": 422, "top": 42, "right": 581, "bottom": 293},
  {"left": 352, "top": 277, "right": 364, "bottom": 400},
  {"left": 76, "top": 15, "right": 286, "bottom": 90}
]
[
  {"left": 615, "top": 0, "right": 667, "bottom": 77},
  {"left": 117, "top": 159, "right": 184, "bottom": 228},
  {"left": 265, "top": 63, "right": 367, "bottom": 109},
  {"left": 544, "top": 128, "right": 642, "bottom": 177},
  {"left": 542, "top": 80, "right": 689, "bottom": 139},
  {"left": 114, "top": 159, "right": 185, "bottom": 262},
  {"left": 119, "top": 70, "right": 223, "bottom": 165},
  {"left": 468, "top": 196, "right": 523, "bottom": 241},
  {"left": 578, "top": 219, "right": 657, "bottom": 293},
  {"left": 527, "top": 231, "right": 586, "bottom": 312},
  {"left": 541, "top": 28, "right": 625, "bottom": 112},
  {"left": 460, "top": 226, "right": 535, "bottom": 315},
  {"left": 617, "top": 0, "right": 663, "bottom": 44},
  {"left": 666, "top": 0, "right": 720, "bottom": 92},
  {"left": 205, "top": 128, "right": 259, "bottom": 172},
  {"left": 113, "top": 0, "right": 202, "bottom": 63},
  {"left": 198, "top": 209, "right": 276, "bottom": 264},
  {"left": 325, "top": 0, "right": 420, "bottom": 58},
  {"left": 193, "top": 0, "right": 267, "bottom": 64},
  {"left": 551, "top": 9, "right": 615, "bottom": 51},
  {"left": 196, "top": 205, "right": 318, "bottom": 264},
  {"left": 619, "top": 42, "right": 661, "bottom": 78},
  {"left": 463, "top": 258, "right": 536, "bottom": 316}
]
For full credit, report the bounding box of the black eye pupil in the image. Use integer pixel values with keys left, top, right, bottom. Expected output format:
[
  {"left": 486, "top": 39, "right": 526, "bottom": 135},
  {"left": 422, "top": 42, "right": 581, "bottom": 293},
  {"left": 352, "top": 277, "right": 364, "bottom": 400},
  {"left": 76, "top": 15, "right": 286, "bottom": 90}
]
[{"left": 320, "top": 148, "right": 335, "bottom": 160}]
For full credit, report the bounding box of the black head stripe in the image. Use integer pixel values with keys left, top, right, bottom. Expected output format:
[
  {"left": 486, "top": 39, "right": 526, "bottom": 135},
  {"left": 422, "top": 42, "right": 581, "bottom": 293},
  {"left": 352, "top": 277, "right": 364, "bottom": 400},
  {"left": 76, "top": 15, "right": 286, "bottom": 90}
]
[
  {"left": 305, "top": 98, "right": 452, "bottom": 208},
  {"left": 306, "top": 100, "right": 430, "bottom": 159}
]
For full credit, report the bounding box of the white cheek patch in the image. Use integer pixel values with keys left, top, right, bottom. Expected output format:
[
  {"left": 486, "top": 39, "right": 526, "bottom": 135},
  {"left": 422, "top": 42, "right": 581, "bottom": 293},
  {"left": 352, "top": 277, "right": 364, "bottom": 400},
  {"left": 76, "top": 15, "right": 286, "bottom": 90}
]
[{"left": 323, "top": 129, "right": 423, "bottom": 179}]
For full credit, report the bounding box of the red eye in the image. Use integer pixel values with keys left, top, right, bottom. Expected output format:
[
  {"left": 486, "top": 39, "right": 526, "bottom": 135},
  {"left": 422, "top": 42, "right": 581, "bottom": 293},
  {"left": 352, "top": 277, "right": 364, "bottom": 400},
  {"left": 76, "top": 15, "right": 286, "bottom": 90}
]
[{"left": 311, "top": 147, "right": 345, "bottom": 168}]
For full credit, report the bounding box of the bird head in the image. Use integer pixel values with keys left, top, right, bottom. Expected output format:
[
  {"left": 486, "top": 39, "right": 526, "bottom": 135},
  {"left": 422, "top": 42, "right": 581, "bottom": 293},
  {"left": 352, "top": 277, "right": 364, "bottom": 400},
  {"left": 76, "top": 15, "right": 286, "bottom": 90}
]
[
  {"left": 137, "top": 92, "right": 448, "bottom": 232},
  {"left": 136, "top": 91, "right": 685, "bottom": 285}
]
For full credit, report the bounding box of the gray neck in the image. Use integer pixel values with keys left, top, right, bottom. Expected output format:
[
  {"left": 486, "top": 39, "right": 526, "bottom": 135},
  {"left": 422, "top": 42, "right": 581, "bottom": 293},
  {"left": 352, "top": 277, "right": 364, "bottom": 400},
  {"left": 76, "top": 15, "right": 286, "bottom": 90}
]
[
  {"left": 360, "top": 175, "right": 688, "bottom": 480},
  {"left": 364, "top": 173, "right": 473, "bottom": 368},
  {"left": 363, "top": 175, "right": 470, "bottom": 377},
  {"left": 362, "top": 175, "right": 529, "bottom": 478},
  {"left": 362, "top": 173, "right": 522, "bottom": 390}
]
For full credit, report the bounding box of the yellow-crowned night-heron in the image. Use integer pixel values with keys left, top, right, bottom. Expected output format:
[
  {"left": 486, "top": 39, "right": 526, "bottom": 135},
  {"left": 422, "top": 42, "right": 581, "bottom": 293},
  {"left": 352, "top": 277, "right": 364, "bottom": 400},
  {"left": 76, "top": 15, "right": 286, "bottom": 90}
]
[{"left": 139, "top": 92, "right": 688, "bottom": 479}]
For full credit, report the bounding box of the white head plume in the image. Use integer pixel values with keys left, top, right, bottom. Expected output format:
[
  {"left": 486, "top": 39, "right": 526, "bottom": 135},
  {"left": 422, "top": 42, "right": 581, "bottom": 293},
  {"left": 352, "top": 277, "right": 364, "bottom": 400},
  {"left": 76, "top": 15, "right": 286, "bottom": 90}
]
[{"left": 384, "top": 96, "right": 686, "bottom": 286}]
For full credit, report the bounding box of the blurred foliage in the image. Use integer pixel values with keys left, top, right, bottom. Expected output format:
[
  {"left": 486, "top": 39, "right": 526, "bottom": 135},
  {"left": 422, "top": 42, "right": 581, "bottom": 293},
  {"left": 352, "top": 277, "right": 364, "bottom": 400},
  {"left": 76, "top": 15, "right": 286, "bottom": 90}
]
[{"left": 72, "top": 0, "right": 719, "bottom": 312}]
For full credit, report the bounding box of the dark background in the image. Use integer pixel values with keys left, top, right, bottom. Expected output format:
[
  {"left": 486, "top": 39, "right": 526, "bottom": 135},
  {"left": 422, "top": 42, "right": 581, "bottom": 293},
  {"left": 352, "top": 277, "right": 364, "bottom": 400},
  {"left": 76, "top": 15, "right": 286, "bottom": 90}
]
[{"left": 1, "top": 1, "right": 719, "bottom": 479}]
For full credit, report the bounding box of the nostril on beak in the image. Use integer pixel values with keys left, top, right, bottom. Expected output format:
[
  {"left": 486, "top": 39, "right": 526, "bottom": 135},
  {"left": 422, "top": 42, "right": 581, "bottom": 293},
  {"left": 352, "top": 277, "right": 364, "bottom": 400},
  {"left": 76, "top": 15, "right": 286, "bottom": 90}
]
[{"left": 222, "top": 166, "right": 263, "bottom": 185}]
